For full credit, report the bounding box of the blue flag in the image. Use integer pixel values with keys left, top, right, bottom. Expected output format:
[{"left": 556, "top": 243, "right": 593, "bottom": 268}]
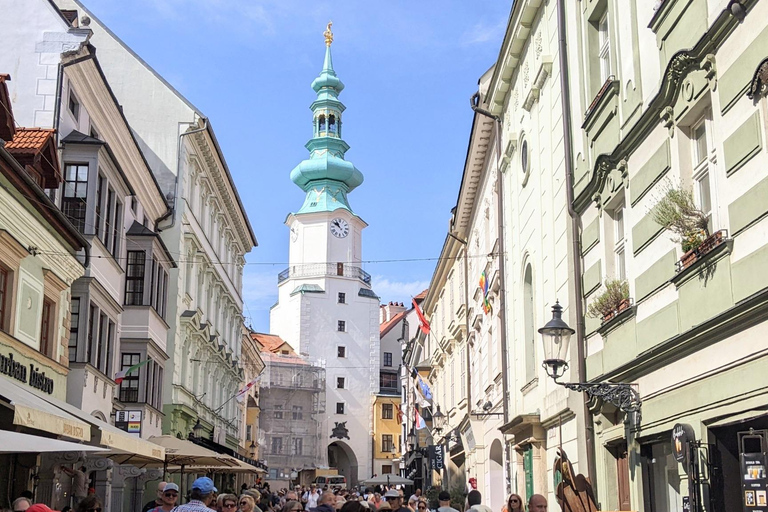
[{"left": 417, "top": 375, "right": 433, "bottom": 400}]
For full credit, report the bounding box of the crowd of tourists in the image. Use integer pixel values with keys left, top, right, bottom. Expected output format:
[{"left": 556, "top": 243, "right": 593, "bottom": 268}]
[{"left": 6, "top": 477, "right": 548, "bottom": 512}]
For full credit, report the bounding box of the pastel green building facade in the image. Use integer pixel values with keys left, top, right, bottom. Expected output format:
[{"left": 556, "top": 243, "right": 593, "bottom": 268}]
[{"left": 570, "top": 0, "right": 768, "bottom": 511}]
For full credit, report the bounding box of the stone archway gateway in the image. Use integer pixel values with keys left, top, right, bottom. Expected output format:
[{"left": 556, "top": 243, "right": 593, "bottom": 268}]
[{"left": 328, "top": 441, "right": 359, "bottom": 486}]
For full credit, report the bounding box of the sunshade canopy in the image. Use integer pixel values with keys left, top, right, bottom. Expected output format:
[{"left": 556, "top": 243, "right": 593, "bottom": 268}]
[
  {"left": 360, "top": 475, "right": 414, "bottom": 485},
  {"left": 148, "top": 435, "right": 238, "bottom": 467},
  {"left": 0, "top": 430, "right": 109, "bottom": 453}
]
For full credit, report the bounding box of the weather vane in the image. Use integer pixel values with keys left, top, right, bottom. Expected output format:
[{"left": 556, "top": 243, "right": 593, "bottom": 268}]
[{"left": 324, "top": 21, "right": 334, "bottom": 46}]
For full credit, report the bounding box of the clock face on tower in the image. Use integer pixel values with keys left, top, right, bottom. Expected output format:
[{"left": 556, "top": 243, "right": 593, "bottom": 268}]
[{"left": 330, "top": 218, "right": 350, "bottom": 238}]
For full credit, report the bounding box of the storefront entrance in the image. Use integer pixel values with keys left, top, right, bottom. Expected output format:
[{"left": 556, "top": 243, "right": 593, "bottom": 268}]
[{"left": 708, "top": 413, "right": 768, "bottom": 512}]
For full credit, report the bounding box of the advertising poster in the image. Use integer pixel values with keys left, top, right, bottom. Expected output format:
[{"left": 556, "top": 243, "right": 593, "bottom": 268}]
[
  {"left": 740, "top": 430, "right": 768, "bottom": 512},
  {"left": 115, "top": 410, "right": 142, "bottom": 437}
]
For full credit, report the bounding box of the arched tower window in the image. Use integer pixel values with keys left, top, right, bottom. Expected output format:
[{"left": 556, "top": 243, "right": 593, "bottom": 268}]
[
  {"left": 328, "top": 114, "right": 337, "bottom": 135},
  {"left": 318, "top": 114, "right": 326, "bottom": 135},
  {"left": 523, "top": 263, "right": 536, "bottom": 383}
]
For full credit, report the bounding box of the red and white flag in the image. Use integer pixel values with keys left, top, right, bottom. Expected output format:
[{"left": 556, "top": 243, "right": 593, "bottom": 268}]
[
  {"left": 415, "top": 407, "right": 427, "bottom": 430},
  {"left": 235, "top": 376, "right": 261, "bottom": 403},
  {"left": 412, "top": 298, "right": 431, "bottom": 335}
]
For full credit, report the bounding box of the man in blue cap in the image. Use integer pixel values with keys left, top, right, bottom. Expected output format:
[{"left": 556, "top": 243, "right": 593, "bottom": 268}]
[{"left": 175, "top": 477, "right": 218, "bottom": 512}]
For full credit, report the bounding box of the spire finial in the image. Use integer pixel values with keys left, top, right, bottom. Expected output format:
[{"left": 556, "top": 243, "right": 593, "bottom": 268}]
[{"left": 324, "top": 21, "right": 334, "bottom": 46}]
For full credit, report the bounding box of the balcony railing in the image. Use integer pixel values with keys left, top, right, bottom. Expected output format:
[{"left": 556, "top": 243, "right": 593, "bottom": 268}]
[{"left": 278, "top": 263, "right": 371, "bottom": 285}]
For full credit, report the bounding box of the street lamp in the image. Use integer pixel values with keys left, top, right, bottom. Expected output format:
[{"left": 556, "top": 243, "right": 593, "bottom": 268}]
[
  {"left": 407, "top": 430, "right": 416, "bottom": 452},
  {"left": 431, "top": 406, "right": 446, "bottom": 435},
  {"left": 249, "top": 440, "right": 257, "bottom": 458},
  {"left": 192, "top": 418, "right": 204, "bottom": 439},
  {"left": 539, "top": 301, "right": 642, "bottom": 416}
]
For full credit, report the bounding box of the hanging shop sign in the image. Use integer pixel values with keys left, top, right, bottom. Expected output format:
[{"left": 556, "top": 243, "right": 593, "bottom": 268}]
[
  {"left": 115, "top": 410, "right": 142, "bottom": 437},
  {"left": 672, "top": 423, "right": 696, "bottom": 473},
  {"left": 428, "top": 445, "right": 444, "bottom": 471},
  {"left": 0, "top": 351, "right": 54, "bottom": 394},
  {"left": 740, "top": 429, "right": 768, "bottom": 512}
]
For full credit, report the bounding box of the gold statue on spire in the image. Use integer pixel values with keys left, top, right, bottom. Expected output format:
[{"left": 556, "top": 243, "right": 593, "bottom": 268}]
[{"left": 324, "top": 21, "right": 334, "bottom": 46}]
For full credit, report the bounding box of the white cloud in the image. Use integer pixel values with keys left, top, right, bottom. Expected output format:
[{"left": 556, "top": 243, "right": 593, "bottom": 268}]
[
  {"left": 372, "top": 276, "right": 429, "bottom": 303},
  {"left": 461, "top": 19, "right": 506, "bottom": 46}
]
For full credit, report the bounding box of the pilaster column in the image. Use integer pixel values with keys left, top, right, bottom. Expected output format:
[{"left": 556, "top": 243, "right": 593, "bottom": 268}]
[
  {"left": 84, "top": 458, "right": 114, "bottom": 512},
  {"left": 38, "top": 451, "right": 84, "bottom": 510},
  {"left": 131, "top": 468, "right": 162, "bottom": 512},
  {"left": 112, "top": 466, "right": 143, "bottom": 512}
]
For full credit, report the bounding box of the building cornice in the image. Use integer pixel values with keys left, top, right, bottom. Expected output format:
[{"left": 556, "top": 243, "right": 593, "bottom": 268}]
[{"left": 573, "top": 5, "right": 747, "bottom": 213}]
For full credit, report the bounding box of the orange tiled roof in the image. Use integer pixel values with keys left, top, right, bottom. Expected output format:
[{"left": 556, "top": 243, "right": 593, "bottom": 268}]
[
  {"left": 250, "top": 332, "right": 294, "bottom": 354},
  {"left": 5, "top": 128, "right": 56, "bottom": 154},
  {"left": 414, "top": 289, "right": 428, "bottom": 301},
  {"left": 380, "top": 310, "right": 407, "bottom": 337}
]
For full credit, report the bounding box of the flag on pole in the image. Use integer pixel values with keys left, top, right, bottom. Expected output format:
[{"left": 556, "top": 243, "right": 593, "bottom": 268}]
[
  {"left": 415, "top": 407, "right": 427, "bottom": 430},
  {"left": 235, "top": 375, "right": 262, "bottom": 403},
  {"left": 396, "top": 403, "right": 404, "bottom": 425},
  {"left": 479, "top": 272, "right": 492, "bottom": 315},
  {"left": 114, "top": 359, "right": 151, "bottom": 385},
  {"left": 417, "top": 375, "right": 433, "bottom": 400},
  {"left": 414, "top": 387, "right": 430, "bottom": 409},
  {"left": 412, "top": 298, "right": 431, "bottom": 335}
]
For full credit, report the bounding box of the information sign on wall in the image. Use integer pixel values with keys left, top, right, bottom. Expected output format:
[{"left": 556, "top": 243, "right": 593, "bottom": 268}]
[{"left": 116, "top": 410, "right": 142, "bottom": 437}]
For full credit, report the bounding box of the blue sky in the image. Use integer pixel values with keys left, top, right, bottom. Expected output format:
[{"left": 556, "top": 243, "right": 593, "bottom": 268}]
[{"left": 82, "top": 0, "right": 510, "bottom": 331}]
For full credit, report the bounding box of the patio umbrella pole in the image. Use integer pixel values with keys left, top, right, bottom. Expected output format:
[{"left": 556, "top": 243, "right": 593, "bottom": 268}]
[{"left": 181, "top": 464, "right": 185, "bottom": 502}]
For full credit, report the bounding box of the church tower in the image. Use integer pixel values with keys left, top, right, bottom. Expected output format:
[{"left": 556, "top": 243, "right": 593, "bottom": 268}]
[{"left": 269, "top": 23, "right": 379, "bottom": 485}]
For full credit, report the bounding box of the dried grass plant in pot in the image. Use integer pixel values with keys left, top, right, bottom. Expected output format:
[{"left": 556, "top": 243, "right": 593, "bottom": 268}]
[
  {"left": 650, "top": 184, "right": 709, "bottom": 253},
  {"left": 587, "top": 279, "right": 630, "bottom": 323}
]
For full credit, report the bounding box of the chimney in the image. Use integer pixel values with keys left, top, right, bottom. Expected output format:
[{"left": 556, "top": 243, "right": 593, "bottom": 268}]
[{"left": 382, "top": 301, "right": 407, "bottom": 322}]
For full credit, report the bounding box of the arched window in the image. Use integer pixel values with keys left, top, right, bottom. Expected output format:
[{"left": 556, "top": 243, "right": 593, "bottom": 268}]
[
  {"left": 318, "top": 115, "right": 326, "bottom": 134},
  {"left": 328, "top": 115, "right": 337, "bottom": 133},
  {"left": 523, "top": 264, "right": 536, "bottom": 383}
]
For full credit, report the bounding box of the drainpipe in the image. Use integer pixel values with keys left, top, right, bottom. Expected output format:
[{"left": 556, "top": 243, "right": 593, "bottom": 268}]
[
  {"left": 157, "top": 116, "right": 209, "bottom": 231},
  {"left": 470, "top": 92, "right": 512, "bottom": 493},
  {"left": 556, "top": 0, "right": 597, "bottom": 490}
]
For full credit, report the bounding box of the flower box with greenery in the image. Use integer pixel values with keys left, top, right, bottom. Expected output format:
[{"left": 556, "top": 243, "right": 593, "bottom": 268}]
[
  {"left": 650, "top": 184, "right": 724, "bottom": 271},
  {"left": 587, "top": 279, "right": 631, "bottom": 324}
]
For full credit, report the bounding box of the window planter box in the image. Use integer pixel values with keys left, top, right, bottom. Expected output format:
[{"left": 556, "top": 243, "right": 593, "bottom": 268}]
[
  {"left": 601, "top": 297, "right": 633, "bottom": 324},
  {"left": 676, "top": 230, "right": 727, "bottom": 273}
]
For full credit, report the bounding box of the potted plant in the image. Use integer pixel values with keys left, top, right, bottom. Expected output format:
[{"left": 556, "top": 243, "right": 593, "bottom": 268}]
[
  {"left": 650, "top": 184, "right": 716, "bottom": 269},
  {"left": 587, "top": 279, "right": 631, "bottom": 324}
]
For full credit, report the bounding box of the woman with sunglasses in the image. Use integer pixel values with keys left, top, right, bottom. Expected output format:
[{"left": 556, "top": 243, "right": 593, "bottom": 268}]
[
  {"left": 74, "top": 495, "right": 102, "bottom": 512},
  {"left": 218, "top": 494, "right": 238, "bottom": 512},
  {"left": 239, "top": 495, "right": 257, "bottom": 512},
  {"left": 416, "top": 499, "right": 429, "bottom": 512},
  {"left": 505, "top": 495, "right": 523, "bottom": 512}
]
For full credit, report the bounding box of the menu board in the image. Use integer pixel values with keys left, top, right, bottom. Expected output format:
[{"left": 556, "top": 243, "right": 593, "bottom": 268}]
[{"left": 740, "top": 431, "right": 768, "bottom": 512}]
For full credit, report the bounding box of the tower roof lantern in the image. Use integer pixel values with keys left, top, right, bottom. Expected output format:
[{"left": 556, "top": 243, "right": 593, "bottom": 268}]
[{"left": 290, "top": 23, "right": 363, "bottom": 214}]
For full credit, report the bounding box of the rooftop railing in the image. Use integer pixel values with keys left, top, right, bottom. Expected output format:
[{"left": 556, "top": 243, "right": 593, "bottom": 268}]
[{"left": 278, "top": 263, "right": 371, "bottom": 285}]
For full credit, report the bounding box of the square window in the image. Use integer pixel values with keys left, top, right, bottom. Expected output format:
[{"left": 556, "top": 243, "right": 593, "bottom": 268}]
[
  {"left": 383, "top": 352, "right": 393, "bottom": 367},
  {"left": 337, "top": 320, "right": 346, "bottom": 332},
  {"left": 380, "top": 372, "right": 398, "bottom": 390},
  {"left": 382, "top": 434, "right": 394, "bottom": 452},
  {"left": 598, "top": 13, "right": 611, "bottom": 83},
  {"left": 382, "top": 465, "right": 393, "bottom": 474},
  {"left": 274, "top": 404, "right": 283, "bottom": 419},
  {"left": 693, "top": 120, "right": 708, "bottom": 165},
  {"left": 336, "top": 402, "right": 345, "bottom": 415},
  {"left": 338, "top": 292, "right": 346, "bottom": 304},
  {"left": 337, "top": 346, "right": 346, "bottom": 358},
  {"left": 68, "top": 89, "right": 80, "bottom": 119},
  {"left": 292, "top": 405, "right": 303, "bottom": 420},
  {"left": 337, "top": 377, "right": 345, "bottom": 389}
]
